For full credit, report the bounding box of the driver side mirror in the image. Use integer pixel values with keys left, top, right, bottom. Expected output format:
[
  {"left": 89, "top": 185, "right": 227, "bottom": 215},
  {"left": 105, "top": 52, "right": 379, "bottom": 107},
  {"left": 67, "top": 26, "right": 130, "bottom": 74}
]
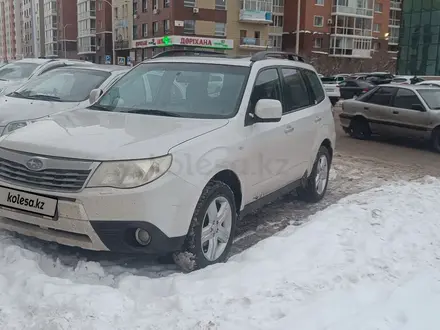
[
  {"left": 89, "top": 88, "right": 103, "bottom": 104},
  {"left": 411, "top": 103, "right": 426, "bottom": 111},
  {"left": 254, "top": 99, "right": 282, "bottom": 123}
]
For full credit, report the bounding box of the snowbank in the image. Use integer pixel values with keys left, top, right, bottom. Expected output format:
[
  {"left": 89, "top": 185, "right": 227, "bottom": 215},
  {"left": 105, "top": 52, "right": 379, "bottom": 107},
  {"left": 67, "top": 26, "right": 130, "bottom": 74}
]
[{"left": 2, "top": 177, "right": 440, "bottom": 329}]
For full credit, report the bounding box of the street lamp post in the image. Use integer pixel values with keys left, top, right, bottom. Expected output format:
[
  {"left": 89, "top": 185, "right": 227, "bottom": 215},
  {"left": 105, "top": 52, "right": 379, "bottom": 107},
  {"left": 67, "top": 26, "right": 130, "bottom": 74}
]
[
  {"left": 100, "top": 0, "right": 116, "bottom": 64},
  {"left": 295, "top": 0, "right": 301, "bottom": 54},
  {"left": 63, "top": 23, "right": 72, "bottom": 58}
]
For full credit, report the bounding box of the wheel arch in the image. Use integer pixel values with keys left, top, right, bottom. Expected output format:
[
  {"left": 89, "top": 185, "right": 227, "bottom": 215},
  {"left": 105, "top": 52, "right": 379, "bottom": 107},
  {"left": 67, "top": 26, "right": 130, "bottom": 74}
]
[{"left": 209, "top": 169, "right": 243, "bottom": 214}]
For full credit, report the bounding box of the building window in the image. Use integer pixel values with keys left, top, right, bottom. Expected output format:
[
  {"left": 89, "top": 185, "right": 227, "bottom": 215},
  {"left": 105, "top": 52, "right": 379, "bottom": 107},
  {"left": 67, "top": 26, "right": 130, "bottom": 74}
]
[
  {"left": 373, "top": 23, "right": 381, "bottom": 32},
  {"left": 314, "top": 37, "right": 323, "bottom": 48},
  {"left": 314, "top": 16, "right": 323, "bottom": 27},
  {"left": 98, "top": 1, "right": 102, "bottom": 10},
  {"left": 164, "top": 20, "right": 170, "bottom": 33},
  {"left": 153, "top": 21, "right": 159, "bottom": 35},
  {"left": 142, "top": 0, "right": 147, "bottom": 11},
  {"left": 133, "top": 25, "right": 138, "bottom": 39},
  {"left": 271, "top": 15, "right": 283, "bottom": 27},
  {"left": 374, "top": 3, "right": 382, "bottom": 12},
  {"left": 315, "top": 0, "right": 324, "bottom": 5},
  {"left": 164, "top": 0, "right": 170, "bottom": 7},
  {"left": 184, "top": 0, "right": 195, "bottom": 7},
  {"left": 142, "top": 23, "right": 148, "bottom": 37},
  {"left": 216, "top": 0, "right": 226, "bottom": 10},
  {"left": 215, "top": 23, "right": 226, "bottom": 36},
  {"left": 184, "top": 20, "right": 195, "bottom": 34},
  {"left": 133, "top": 2, "right": 138, "bottom": 15}
]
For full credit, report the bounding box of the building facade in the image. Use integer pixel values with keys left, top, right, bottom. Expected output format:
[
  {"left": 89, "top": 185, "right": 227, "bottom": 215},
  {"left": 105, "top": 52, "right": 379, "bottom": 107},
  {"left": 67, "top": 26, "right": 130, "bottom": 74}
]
[
  {"left": 95, "top": 0, "right": 113, "bottom": 64},
  {"left": 0, "top": 0, "right": 20, "bottom": 60},
  {"left": 113, "top": 0, "right": 132, "bottom": 64},
  {"left": 77, "top": 0, "right": 97, "bottom": 61},
  {"left": 396, "top": 0, "right": 440, "bottom": 76},
  {"left": 283, "top": 0, "right": 400, "bottom": 75},
  {"left": 21, "top": 0, "right": 37, "bottom": 57}
]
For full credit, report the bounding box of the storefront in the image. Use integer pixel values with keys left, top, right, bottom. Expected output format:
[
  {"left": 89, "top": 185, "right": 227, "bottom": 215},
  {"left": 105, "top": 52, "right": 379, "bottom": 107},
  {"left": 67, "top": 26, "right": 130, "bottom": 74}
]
[{"left": 132, "top": 35, "right": 234, "bottom": 63}]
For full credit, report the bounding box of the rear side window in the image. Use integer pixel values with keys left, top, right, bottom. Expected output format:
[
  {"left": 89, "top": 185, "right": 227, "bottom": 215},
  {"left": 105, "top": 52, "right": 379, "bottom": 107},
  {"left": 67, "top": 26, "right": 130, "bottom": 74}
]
[
  {"left": 303, "top": 69, "right": 325, "bottom": 103},
  {"left": 393, "top": 88, "right": 421, "bottom": 110},
  {"left": 249, "top": 68, "right": 282, "bottom": 111},
  {"left": 365, "top": 86, "right": 396, "bottom": 105},
  {"left": 281, "top": 68, "right": 311, "bottom": 112}
]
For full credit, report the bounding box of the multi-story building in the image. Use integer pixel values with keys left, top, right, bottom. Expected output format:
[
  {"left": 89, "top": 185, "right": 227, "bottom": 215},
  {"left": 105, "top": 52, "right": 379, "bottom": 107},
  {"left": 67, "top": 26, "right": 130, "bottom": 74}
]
[
  {"left": 21, "top": 0, "right": 38, "bottom": 57},
  {"left": 397, "top": 0, "right": 440, "bottom": 75},
  {"left": 0, "top": 0, "right": 20, "bottom": 60},
  {"left": 43, "top": 0, "right": 58, "bottom": 56},
  {"left": 77, "top": 0, "right": 96, "bottom": 61},
  {"left": 283, "top": 0, "right": 400, "bottom": 74},
  {"left": 113, "top": 0, "right": 132, "bottom": 64},
  {"left": 95, "top": 0, "right": 113, "bottom": 64},
  {"left": 269, "top": 0, "right": 284, "bottom": 51},
  {"left": 130, "top": 0, "right": 234, "bottom": 63}
]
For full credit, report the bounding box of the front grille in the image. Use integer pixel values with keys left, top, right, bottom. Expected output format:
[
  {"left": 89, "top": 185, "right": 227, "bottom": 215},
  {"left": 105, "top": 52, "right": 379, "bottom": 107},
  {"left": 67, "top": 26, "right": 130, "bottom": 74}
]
[{"left": 0, "top": 157, "right": 91, "bottom": 192}]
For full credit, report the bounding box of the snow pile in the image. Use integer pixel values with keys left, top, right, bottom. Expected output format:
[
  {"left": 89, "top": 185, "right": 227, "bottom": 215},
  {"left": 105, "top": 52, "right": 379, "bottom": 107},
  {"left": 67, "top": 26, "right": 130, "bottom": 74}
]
[{"left": 2, "top": 178, "right": 440, "bottom": 329}]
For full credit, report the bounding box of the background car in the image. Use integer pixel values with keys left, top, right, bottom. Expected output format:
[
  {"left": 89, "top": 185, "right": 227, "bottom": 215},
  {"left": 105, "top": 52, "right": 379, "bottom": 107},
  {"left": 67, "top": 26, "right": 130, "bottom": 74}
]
[
  {"left": 392, "top": 76, "right": 425, "bottom": 85},
  {"left": 338, "top": 79, "right": 375, "bottom": 99},
  {"left": 0, "top": 64, "right": 128, "bottom": 135},
  {"left": 416, "top": 80, "right": 440, "bottom": 87},
  {"left": 0, "top": 58, "right": 95, "bottom": 96},
  {"left": 321, "top": 76, "right": 341, "bottom": 105},
  {"left": 364, "top": 72, "right": 394, "bottom": 85},
  {"left": 339, "top": 84, "right": 440, "bottom": 151}
]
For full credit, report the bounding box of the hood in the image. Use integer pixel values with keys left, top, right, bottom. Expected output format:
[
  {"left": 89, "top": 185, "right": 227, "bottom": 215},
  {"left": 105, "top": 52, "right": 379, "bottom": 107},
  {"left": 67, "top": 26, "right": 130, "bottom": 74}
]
[
  {"left": 0, "top": 109, "right": 229, "bottom": 160},
  {"left": 0, "top": 96, "right": 80, "bottom": 126}
]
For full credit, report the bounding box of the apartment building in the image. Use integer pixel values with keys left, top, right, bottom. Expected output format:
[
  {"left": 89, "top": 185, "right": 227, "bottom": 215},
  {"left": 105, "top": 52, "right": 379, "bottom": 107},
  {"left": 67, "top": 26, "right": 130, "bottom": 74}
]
[
  {"left": 130, "top": 0, "right": 232, "bottom": 62},
  {"left": 96, "top": 0, "right": 113, "bottom": 64},
  {"left": 77, "top": 0, "right": 97, "bottom": 61},
  {"left": 283, "top": 0, "right": 401, "bottom": 73},
  {"left": 0, "top": 0, "right": 20, "bottom": 60},
  {"left": 21, "top": 0, "right": 38, "bottom": 57},
  {"left": 113, "top": 0, "right": 132, "bottom": 64}
]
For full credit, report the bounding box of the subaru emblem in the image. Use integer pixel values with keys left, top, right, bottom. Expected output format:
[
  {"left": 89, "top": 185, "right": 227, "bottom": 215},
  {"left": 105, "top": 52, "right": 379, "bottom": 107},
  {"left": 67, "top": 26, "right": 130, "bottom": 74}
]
[{"left": 26, "top": 158, "right": 44, "bottom": 171}]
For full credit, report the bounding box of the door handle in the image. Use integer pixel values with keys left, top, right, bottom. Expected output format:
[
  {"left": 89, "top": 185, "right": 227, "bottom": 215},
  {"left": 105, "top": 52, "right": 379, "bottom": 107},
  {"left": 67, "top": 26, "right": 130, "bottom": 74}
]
[
  {"left": 393, "top": 110, "right": 399, "bottom": 114},
  {"left": 284, "top": 125, "right": 295, "bottom": 134},
  {"left": 314, "top": 117, "right": 322, "bottom": 123}
]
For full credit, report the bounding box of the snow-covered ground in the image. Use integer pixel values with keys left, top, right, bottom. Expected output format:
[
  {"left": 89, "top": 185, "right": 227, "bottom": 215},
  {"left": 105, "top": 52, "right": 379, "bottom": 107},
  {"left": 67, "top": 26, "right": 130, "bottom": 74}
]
[{"left": 2, "top": 177, "right": 440, "bottom": 329}]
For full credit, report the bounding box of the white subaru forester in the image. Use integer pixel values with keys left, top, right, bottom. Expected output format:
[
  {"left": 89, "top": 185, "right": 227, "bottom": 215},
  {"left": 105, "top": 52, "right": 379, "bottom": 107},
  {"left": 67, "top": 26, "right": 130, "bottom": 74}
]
[{"left": 0, "top": 51, "right": 335, "bottom": 271}]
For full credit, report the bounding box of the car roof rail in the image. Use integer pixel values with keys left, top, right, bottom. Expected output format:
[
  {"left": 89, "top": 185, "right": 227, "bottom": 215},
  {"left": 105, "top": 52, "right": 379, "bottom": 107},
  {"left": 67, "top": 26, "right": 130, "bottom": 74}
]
[
  {"left": 250, "top": 51, "right": 305, "bottom": 63},
  {"left": 151, "top": 49, "right": 227, "bottom": 59}
]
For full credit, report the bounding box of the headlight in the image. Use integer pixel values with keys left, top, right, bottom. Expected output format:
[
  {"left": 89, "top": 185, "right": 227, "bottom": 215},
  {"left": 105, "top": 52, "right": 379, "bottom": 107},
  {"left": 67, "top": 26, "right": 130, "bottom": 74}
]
[
  {"left": 3, "top": 120, "right": 32, "bottom": 135},
  {"left": 87, "top": 155, "right": 172, "bottom": 189}
]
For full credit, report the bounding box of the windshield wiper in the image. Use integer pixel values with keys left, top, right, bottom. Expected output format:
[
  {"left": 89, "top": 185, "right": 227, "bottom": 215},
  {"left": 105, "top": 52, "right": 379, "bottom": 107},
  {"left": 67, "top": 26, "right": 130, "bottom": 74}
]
[
  {"left": 26, "top": 94, "right": 62, "bottom": 102},
  {"left": 0, "top": 78, "right": 8, "bottom": 81},
  {"left": 121, "top": 109, "right": 182, "bottom": 117},
  {"left": 88, "top": 104, "right": 113, "bottom": 111},
  {"left": 8, "top": 91, "right": 28, "bottom": 98}
]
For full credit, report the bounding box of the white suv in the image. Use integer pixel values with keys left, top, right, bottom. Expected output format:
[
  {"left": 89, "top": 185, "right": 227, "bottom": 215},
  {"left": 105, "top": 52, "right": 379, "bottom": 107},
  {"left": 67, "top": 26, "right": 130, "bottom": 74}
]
[{"left": 0, "top": 51, "right": 335, "bottom": 271}]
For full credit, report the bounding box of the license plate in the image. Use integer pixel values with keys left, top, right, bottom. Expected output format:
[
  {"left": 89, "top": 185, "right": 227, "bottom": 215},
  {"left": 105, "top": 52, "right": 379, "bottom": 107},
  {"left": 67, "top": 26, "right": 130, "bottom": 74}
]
[{"left": 0, "top": 187, "right": 57, "bottom": 217}]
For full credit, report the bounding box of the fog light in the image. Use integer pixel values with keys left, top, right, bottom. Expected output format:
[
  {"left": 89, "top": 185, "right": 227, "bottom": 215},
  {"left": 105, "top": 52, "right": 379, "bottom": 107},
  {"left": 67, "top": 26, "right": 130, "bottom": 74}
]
[{"left": 134, "top": 228, "right": 151, "bottom": 246}]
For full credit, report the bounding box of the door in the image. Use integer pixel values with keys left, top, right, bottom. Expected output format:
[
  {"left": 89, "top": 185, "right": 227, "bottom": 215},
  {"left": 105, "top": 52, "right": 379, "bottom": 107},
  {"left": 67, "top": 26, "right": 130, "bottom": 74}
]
[
  {"left": 388, "top": 88, "right": 431, "bottom": 138},
  {"left": 278, "top": 67, "right": 317, "bottom": 184},
  {"left": 361, "top": 86, "right": 397, "bottom": 135},
  {"left": 241, "top": 68, "right": 290, "bottom": 203}
]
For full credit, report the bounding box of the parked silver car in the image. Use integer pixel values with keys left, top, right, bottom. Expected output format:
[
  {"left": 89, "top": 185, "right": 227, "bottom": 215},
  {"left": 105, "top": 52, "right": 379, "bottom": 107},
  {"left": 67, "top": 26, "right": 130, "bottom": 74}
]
[
  {"left": 0, "top": 65, "right": 128, "bottom": 135},
  {"left": 0, "top": 58, "right": 95, "bottom": 96},
  {"left": 339, "top": 84, "right": 440, "bottom": 151}
]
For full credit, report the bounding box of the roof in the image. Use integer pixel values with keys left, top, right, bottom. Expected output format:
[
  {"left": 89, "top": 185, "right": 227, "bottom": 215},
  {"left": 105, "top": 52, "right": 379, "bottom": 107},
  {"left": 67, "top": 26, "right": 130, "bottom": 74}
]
[
  {"left": 49, "top": 64, "right": 129, "bottom": 73},
  {"left": 385, "top": 84, "right": 439, "bottom": 91},
  {"left": 14, "top": 58, "right": 53, "bottom": 64}
]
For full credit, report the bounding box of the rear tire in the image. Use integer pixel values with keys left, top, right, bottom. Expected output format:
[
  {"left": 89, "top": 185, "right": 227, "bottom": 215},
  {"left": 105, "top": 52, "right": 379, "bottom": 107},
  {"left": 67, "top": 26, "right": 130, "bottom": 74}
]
[
  {"left": 297, "top": 146, "right": 331, "bottom": 203},
  {"left": 349, "top": 117, "right": 371, "bottom": 140},
  {"left": 173, "top": 181, "right": 237, "bottom": 272}
]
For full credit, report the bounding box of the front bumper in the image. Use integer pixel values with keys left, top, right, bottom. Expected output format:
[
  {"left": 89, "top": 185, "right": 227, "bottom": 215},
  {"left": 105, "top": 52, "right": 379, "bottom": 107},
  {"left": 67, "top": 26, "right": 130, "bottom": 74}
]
[
  {"left": 339, "top": 113, "right": 353, "bottom": 129},
  {"left": 0, "top": 171, "right": 199, "bottom": 254}
]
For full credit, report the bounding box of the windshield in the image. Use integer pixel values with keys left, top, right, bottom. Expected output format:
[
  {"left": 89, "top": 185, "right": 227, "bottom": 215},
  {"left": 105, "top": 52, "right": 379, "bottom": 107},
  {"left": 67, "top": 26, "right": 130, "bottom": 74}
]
[
  {"left": 91, "top": 62, "right": 250, "bottom": 119},
  {"left": 418, "top": 89, "right": 440, "bottom": 109},
  {"left": 11, "top": 68, "right": 111, "bottom": 102},
  {"left": 0, "top": 62, "right": 40, "bottom": 80},
  {"left": 321, "top": 77, "right": 338, "bottom": 83}
]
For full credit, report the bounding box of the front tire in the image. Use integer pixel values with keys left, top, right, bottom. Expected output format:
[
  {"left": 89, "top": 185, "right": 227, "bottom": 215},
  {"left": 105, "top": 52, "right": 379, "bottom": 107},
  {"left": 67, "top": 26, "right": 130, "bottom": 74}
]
[
  {"left": 173, "top": 181, "right": 237, "bottom": 272},
  {"left": 297, "top": 146, "right": 331, "bottom": 203},
  {"left": 431, "top": 128, "right": 440, "bottom": 153},
  {"left": 349, "top": 117, "right": 371, "bottom": 139}
]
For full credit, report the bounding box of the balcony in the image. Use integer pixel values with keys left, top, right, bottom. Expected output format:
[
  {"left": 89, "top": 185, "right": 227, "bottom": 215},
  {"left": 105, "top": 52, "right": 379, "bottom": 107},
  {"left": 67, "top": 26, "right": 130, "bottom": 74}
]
[
  {"left": 272, "top": 5, "right": 284, "bottom": 14},
  {"left": 388, "top": 35, "right": 399, "bottom": 45},
  {"left": 78, "top": 11, "right": 96, "bottom": 20},
  {"left": 269, "top": 26, "right": 283, "bottom": 35},
  {"left": 78, "top": 45, "right": 96, "bottom": 54},
  {"left": 114, "top": 39, "right": 130, "bottom": 49},
  {"left": 239, "top": 37, "right": 272, "bottom": 50},
  {"left": 390, "top": 0, "right": 401, "bottom": 10},
  {"left": 330, "top": 27, "right": 372, "bottom": 38},
  {"left": 389, "top": 19, "right": 400, "bottom": 27},
  {"left": 239, "top": 9, "right": 272, "bottom": 24},
  {"left": 331, "top": 5, "right": 373, "bottom": 18},
  {"left": 78, "top": 28, "right": 96, "bottom": 37}
]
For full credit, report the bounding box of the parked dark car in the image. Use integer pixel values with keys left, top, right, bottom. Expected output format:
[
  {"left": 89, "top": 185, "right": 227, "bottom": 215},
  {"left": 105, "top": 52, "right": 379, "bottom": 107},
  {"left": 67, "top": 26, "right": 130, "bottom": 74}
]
[
  {"left": 339, "top": 79, "right": 376, "bottom": 99},
  {"left": 365, "top": 73, "right": 394, "bottom": 85}
]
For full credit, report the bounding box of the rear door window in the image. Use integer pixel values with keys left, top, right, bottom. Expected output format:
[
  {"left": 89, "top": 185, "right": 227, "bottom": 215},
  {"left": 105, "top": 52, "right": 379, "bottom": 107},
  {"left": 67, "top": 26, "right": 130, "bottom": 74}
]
[
  {"left": 392, "top": 88, "right": 422, "bottom": 110},
  {"left": 364, "top": 86, "right": 396, "bottom": 106},
  {"left": 302, "top": 69, "right": 325, "bottom": 103},
  {"left": 280, "top": 68, "right": 312, "bottom": 113}
]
